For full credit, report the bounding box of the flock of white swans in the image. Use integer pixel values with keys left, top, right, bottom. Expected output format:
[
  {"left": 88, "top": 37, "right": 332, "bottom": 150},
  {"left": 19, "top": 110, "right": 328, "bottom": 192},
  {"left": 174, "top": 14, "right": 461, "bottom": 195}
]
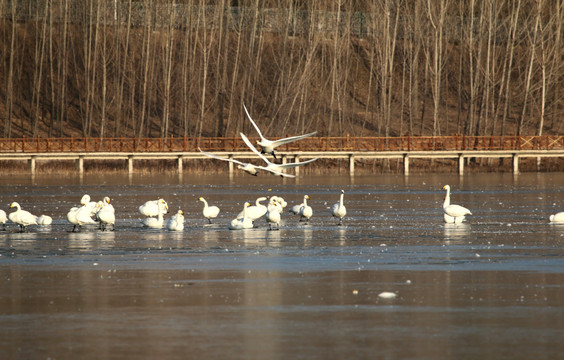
[
  {"left": 2, "top": 184, "right": 563, "bottom": 234},
  {"left": 1, "top": 105, "right": 563, "bottom": 232}
]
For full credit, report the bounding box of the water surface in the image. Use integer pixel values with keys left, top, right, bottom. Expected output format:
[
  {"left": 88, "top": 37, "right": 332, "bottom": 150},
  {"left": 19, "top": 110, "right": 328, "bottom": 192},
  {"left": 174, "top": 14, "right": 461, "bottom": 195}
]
[{"left": 1, "top": 172, "right": 563, "bottom": 359}]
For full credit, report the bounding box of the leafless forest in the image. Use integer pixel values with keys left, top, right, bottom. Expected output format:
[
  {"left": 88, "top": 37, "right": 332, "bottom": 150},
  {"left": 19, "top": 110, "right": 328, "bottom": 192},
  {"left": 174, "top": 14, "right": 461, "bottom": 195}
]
[{"left": 0, "top": 0, "right": 562, "bottom": 140}]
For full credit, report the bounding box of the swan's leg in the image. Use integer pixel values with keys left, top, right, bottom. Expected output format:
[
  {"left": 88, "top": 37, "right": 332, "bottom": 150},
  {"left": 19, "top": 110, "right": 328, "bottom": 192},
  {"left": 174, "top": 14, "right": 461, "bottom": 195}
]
[{"left": 208, "top": 218, "right": 212, "bottom": 224}]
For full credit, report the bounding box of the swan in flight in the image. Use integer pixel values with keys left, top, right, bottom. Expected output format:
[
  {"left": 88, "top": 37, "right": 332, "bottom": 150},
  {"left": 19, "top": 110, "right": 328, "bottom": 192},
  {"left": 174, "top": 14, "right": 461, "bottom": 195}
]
[
  {"left": 298, "top": 195, "right": 313, "bottom": 224},
  {"left": 97, "top": 197, "right": 115, "bottom": 231},
  {"left": 139, "top": 199, "right": 168, "bottom": 217},
  {"left": 8, "top": 202, "right": 38, "bottom": 232},
  {"left": 243, "top": 104, "right": 317, "bottom": 159},
  {"left": 0, "top": 210, "right": 8, "bottom": 230},
  {"left": 167, "top": 210, "right": 185, "bottom": 231},
  {"left": 229, "top": 202, "right": 253, "bottom": 230},
  {"left": 142, "top": 199, "right": 168, "bottom": 229},
  {"left": 198, "top": 197, "right": 220, "bottom": 223},
  {"left": 240, "top": 132, "right": 318, "bottom": 177},
  {"left": 331, "top": 190, "right": 347, "bottom": 226},
  {"left": 442, "top": 185, "right": 472, "bottom": 223},
  {"left": 199, "top": 148, "right": 260, "bottom": 176},
  {"left": 266, "top": 198, "right": 283, "bottom": 230},
  {"left": 237, "top": 196, "right": 267, "bottom": 222},
  {"left": 549, "top": 212, "right": 564, "bottom": 223}
]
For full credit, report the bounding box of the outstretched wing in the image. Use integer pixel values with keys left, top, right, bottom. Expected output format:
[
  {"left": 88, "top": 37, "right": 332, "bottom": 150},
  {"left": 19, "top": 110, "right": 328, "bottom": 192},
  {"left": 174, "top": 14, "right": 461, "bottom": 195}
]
[
  {"left": 255, "top": 165, "right": 296, "bottom": 178},
  {"left": 270, "top": 131, "right": 317, "bottom": 148},
  {"left": 199, "top": 148, "right": 247, "bottom": 166},
  {"left": 240, "top": 133, "right": 272, "bottom": 165},
  {"left": 243, "top": 104, "right": 266, "bottom": 141},
  {"left": 277, "top": 157, "right": 319, "bottom": 170}
]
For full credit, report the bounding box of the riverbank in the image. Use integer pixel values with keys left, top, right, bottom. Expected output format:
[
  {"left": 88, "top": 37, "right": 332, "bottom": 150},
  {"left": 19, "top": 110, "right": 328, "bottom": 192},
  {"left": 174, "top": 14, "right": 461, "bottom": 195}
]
[{"left": 1, "top": 156, "right": 563, "bottom": 176}]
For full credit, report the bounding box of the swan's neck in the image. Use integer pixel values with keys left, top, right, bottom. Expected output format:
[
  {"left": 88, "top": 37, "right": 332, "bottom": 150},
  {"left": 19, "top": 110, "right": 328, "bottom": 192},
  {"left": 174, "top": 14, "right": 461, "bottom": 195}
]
[
  {"left": 339, "top": 193, "right": 344, "bottom": 207},
  {"left": 303, "top": 197, "right": 308, "bottom": 206},
  {"left": 242, "top": 205, "right": 248, "bottom": 220},
  {"left": 443, "top": 189, "right": 451, "bottom": 208}
]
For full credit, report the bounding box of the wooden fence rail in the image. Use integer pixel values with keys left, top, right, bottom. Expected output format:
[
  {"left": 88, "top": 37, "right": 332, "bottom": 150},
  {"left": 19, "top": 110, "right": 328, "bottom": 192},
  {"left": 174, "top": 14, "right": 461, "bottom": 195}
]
[{"left": 0, "top": 136, "right": 562, "bottom": 153}]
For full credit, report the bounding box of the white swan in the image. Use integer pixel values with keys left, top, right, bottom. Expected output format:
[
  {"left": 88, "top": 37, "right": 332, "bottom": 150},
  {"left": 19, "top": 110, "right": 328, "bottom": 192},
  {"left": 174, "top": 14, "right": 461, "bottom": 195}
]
[
  {"left": 270, "top": 195, "right": 287, "bottom": 209},
  {"left": 243, "top": 104, "right": 317, "bottom": 159},
  {"left": 240, "top": 132, "right": 318, "bottom": 177},
  {"left": 549, "top": 212, "right": 564, "bottom": 223},
  {"left": 237, "top": 196, "right": 267, "bottom": 221},
  {"left": 139, "top": 198, "right": 168, "bottom": 217},
  {"left": 229, "top": 202, "right": 254, "bottom": 230},
  {"left": 299, "top": 195, "right": 313, "bottom": 224},
  {"left": 331, "top": 190, "right": 347, "bottom": 225},
  {"left": 0, "top": 210, "right": 7, "bottom": 230},
  {"left": 199, "top": 148, "right": 260, "bottom": 176},
  {"left": 142, "top": 199, "right": 168, "bottom": 229},
  {"left": 80, "top": 194, "right": 99, "bottom": 217},
  {"left": 266, "top": 199, "right": 282, "bottom": 230},
  {"left": 289, "top": 202, "right": 303, "bottom": 215},
  {"left": 37, "top": 215, "right": 53, "bottom": 226},
  {"left": 198, "top": 197, "right": 220, "bottom": 223},
  {"left": 67, "top": 202, "right": 99, "bottom": 232},
  {"left": 8, "top": 202, "right": 38, "bottom": 232},
  {"left": 167, "top": 210, "right": 185, "bottom": 231},
  {"left": 443, "top": 185, "right": 472, "bottom": 223},
  {"left": 67, "top": 206, "right": 80, "bottom": 232},
  {"left": 97, "top": 197, "right": 115, "bottom": 231}
]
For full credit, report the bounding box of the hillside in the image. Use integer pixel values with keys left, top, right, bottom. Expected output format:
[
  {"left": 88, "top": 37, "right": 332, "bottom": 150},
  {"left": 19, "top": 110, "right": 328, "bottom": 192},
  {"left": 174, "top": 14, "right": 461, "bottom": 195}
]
[{"left": 0, "top": 1, "right": 562, "bottom": 139}]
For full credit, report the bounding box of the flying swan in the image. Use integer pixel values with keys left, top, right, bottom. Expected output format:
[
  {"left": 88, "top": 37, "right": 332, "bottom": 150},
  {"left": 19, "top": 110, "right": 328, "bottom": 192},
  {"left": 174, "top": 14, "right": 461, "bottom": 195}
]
[
  {"left": 240, "top": 132, "right": 318, "bottom": 177},
  {"left": 199, "top": 148, "right": 260, "bottom": 176},
  {"left": 243, "top": 104, "right": 317, "bottom": 159}
]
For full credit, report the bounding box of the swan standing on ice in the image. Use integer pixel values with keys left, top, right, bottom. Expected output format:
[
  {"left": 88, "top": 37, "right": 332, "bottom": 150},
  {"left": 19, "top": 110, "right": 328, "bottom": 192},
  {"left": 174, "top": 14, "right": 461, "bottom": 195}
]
[
  {"left": 266, "top": 199, "right": 283, "bottom": 230},
  {"left": 299, "top": 195, "right": 313, "bottom": 224},
  {"left": 331, "top": 190, "right": 347, "bottom": 226},
  {"left": 270, "top": 195, "right": 287, "bottom": 209},
  {"left": 8, "top": 202, "right": 38, "bottom": 232},
  {"left": 229, "top": 202, "right": 253, "bottom": 230},
  {"left": 97, "top": 197, "right": 116, "bottom": 231},
  {"left": 240, "top": 132, "right": 318, "bottom": 177},
  {"left": 139, "top": 199, "right": 168, "bottom": 217},
  {"left": 199, "top": 148, "right": 260, "bottom": 176},
  {"left": 142, "top": 199, "right": 168, "bottom": 229},
  {"left": 237, "top": 196, "right": 267, "bottom": 222},
  {"left": 67, "top": 199, "right": 99, "bottom": 232},
  {"left": 167, "top": 210, "right": 185, "bottom": 231},
  {"left": 243, "top": 104, "right": 317, "bottom": 159},
  {"left": 198, "top": 197, "right": 220, "bottom": 223},
  {"left": 0, "top": 210, "right": 8, "bottom": 230},
  {"left": 80, "top": 194, "right": 99, "bottom": 217},
  {"left": 549, "top": 212, "right": 564, "bottom": 223},
  {"left": 442, "top": 185, "right": 472, "bottom": 223}
]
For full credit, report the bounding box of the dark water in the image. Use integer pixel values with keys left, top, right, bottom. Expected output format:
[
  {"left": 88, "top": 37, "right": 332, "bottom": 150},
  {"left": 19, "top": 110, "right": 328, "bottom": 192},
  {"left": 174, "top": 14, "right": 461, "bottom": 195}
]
[{"left": 1, "top": 172, "right": 564, "bottom": 359}]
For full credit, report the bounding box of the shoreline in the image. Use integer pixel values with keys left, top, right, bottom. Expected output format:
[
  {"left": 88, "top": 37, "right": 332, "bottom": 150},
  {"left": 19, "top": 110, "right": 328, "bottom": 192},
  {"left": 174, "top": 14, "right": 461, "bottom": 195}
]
[{"left": 1, "top": 157, "right": 563, "bottom": 175}]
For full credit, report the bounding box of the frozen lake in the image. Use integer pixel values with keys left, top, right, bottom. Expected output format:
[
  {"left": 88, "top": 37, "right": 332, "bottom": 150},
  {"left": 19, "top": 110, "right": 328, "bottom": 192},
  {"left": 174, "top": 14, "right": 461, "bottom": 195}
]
[{"left": 1, "top": 172, "right": 564, "bottom": 359}]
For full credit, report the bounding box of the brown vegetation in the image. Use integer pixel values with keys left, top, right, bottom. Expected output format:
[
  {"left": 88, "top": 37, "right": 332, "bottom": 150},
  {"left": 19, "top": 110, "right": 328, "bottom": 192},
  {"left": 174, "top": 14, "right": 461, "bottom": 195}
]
[{"left": 0, "top": 0, "right": 562, "bottom": 140}]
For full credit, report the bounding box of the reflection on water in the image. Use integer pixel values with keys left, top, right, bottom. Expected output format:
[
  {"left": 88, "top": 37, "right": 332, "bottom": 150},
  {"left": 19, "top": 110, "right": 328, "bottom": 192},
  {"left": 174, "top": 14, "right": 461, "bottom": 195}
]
[
  {"left": 1, "top": 173, "right": 564, "bottom": 359},
  {"left": 443, "top": 223, "right": 471, "bottom": 243}
]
